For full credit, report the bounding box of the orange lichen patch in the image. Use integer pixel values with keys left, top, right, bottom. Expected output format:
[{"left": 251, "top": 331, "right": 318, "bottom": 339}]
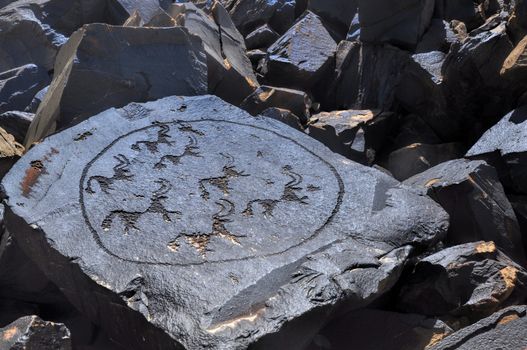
[
  {"left": 186, "top": 235, "right": 210, "bottom": 257},
  {"left": 407, "top": 143, "right": 421, "bottom": 149},
  {"left": 167, "top": 240, "right": 180, "bottom": 252},
  {"left": 498, "top": 313, "right": 520, "bottom": 325},
  {"left": 501, "top": 35, "right": 527, "bottom": 75},
  {"left": 223, "top": 58, "right": 232, "bottom": 69},
  {"left": 476, "top": 241, "right": 496, "bottom": 253},
  {"left": 21, "top": 160, "right": 45, "bottom": 198},
  {"left": 245, "top": 76, "right": 258, "bottom": 89},
  {"left": 425, "top": 178, "right": 441, "bottom": 187},
  {"left": 425, "top": 331, "right": 450, "bottom": 349},
  {"left": 258, "top": 89, "right": 275, "bottom": 102},
  {"left": 500, "top": 266, "right": 518, "bottom": 291},
  {"left": 0, "top": 128, "right": 24, "bottom": 158},
  {"left": 2, "top": 326, "right": 18, "bottom": 341},
  {"left": 349, "top": 110, "right": 375, "bottom": 123}
]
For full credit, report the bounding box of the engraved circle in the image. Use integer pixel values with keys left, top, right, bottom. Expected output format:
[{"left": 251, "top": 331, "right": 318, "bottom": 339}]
[{"left": 80, "top": 120, "right": 344, "bottom": 266}]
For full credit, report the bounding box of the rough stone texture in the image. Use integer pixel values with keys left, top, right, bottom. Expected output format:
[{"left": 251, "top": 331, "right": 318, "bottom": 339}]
[
  {"left": 386, "top": 143, "right": 464, "bottom": 181},
  {"left": 404, "top": 159, "right": 526, "bottom": 263},
  {"left": 466, "top": 106, "right": 527, "bottom": 195},
  {"left": 2, "top": 95, "right": 448, "bottom": 350},
  {"left": 429, "top": 305, "right": 527, "bottom": 350},
  {"left": 0, "top": 127, "right": 23, "bottom": 180},
  {"left": 397, "top": 242, "right": 527, "bottom": 321},
  {"left": 24, "top": 23, "right": 207, "bottom": 147},
  {"left": 240, "top": 85, "right": 312, "bottom": 122},
  {"left": 0, "top": 315, "right": 71, "bottom": 350},
  {"left": 307, "top": 110, "right": 395, "bottom": 165},
  {"left": 262, "top": 11, "right": 337, "bottom": 90},
  {"left": 107, "top": 0, "right": 172, "bottom": 24},
  {"left": 0, "top": 64, "right": 50, "bottom": 114},
  {"left": 172, "top": 2, "right": 259, "bottom": 105},
  {"left": 26, "top": 86, "right": 49, "bottom": 113},
  {"left": 306, "top": 309, "right": 453, "bottom": 350},
  {"left": 358, "top": 0, "right": 435, "bottom": 50}
]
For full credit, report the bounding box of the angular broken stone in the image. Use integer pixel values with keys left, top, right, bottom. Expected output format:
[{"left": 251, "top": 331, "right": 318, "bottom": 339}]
[
  {"left": 107, "top": 0, "right": 171, "bottom": 24},
  {"left": 240, "top": 85, "right": 312, "bottom": 122},
  {"left": 404, "top": 159, "right": 526, "bottom": 262},
  {"left": 245, "top": 24, "right": 279, "bottom": 50},
  {"left": 386, "top": 143, "right": 463, "bottom": 181},
  {"left": 172, "top": 2, "right": 259, "bottom": 105},
  {"left": 466, "top": 106, "right": 527, "bottom": 195},
  {"left": 24, "top": 23, "right": 207, "bottom": 147},
  {"left": 307, "top": 110, "right": 395, "bottom": 165},
  {"left": 0, "top": 315, "right": 71, "bottom": 350},
  {"left": 306, "top": 309, "right": 453, "bottom": 350},
  {"left": 358, "top": 0, "right": 435, "bottom": 50},
  {"left": 307, "top": 0, "right": 358, "bottom": 39},
  {"left": 0, "top": 111, "right": 33, "bottom": 145},
  {"left": 0, "top": 64, "right": 50, "bottom": 114},
  {"left": 262, "top": 11, "right": 337, "bottom": 91},
  {"left": 3, "top": 95, "right": 448, "bottom": 349},
  {"left": 398, "top": 242, "right": 527, "bottom": 321},
  {"left": 428, "top": 305, "right": 527, "bottom": 350},
  {"left": 260, "top": 108, "right": 303, "bottom": 131}
]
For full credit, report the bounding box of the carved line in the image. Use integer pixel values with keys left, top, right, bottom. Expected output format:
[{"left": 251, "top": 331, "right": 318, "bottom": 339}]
[{"left": 79, "top": 119, "right": 345, "bottom": 266}]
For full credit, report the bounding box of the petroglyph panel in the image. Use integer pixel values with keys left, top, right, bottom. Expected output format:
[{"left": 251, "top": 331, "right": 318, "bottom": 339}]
[{"left": 80, "top": 120, "right": 343, "bottom": 265}]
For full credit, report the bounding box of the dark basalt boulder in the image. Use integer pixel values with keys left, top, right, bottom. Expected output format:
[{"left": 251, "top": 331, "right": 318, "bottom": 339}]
[
  {"left": 358, "top": 0, "right": 435, "bottom": 50},
  {"left": 404, "top": 159, "right": 526, "bottom": 263},
  {"left": 107, "top": 0, "right": 172, "bottom": 24},
  {"left": 397, "top": 242, "right": 527, "bottom": 321},
  {"left": 307, "top": 110, "right": 395, "bottom": 165},
  {"left": 244, "top": 24, "right": 279, "bottom": 50},
  {"left": 0, "top": 64, "right": 50, "bottom": 114},
  {"left": 172, "top": 2, "right": 259, "bottom": 105},
  {"left": 466, "top": 106, "right": 527, "bottom": 195},
  {"left": 240, "top": 85, "right": 312, "bottom": 122},
  {"left": 306, "top": 309, "right": 453, "bottom": 350},
  {"left": 261, "top": 11, "right": 337, "bottom": 91},
  {"left": 0, "top": 315, "right": 71, "bottom": 350},
  {"left": 386, "top": 143, "right": 464, "bottom": 181},
  {"left": 260, "top": 108, "right": 303, "bottom": 131},
  {"left": 24, "top": 23, "right": 207, "bottom": 147},
  {"left": 307, "top": 0, "right": 358, "bottom": 40},
  {"left": 2, "top": 95, "right": 448, "bottom": 350},
  {"left": 227, "top": 0, "right": 296, "bottom": 36},
  {"left": 428, "top": 305, "right": 527, "bottom": 350}
]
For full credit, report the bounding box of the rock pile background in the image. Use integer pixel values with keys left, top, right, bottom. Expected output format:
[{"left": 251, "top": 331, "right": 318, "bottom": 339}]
[{"left": 0, "top": 0, "right": 525, "bottom": 349}]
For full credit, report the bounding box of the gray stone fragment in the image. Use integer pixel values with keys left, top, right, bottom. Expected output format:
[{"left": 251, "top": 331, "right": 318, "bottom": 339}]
[
  {"left": 228, "top": 0, "right": 295, "bottom": 35},
  {"left": 429, "top": 305, "right": 527, "bottom": 350},
  {"left": 398, "top": 242, "right": 527, "bottom": 321},
  {"left": 262, "top": 11, "right": 337, "bottom": 90},
  {"left": 24, "top": 24, "right": 207, "bottom": 147},
  {"left": 107, "top": 0, "right": 172, "bottom": 24},
  {"left": 466, "top": 106, "right": 527, "bottom": 195},
  {"left": 358, "top": 0, "right": 435, "bottom": 50},
  {"left": 260, "top": 108, "right": 303, "bottom": 131},
  {"left": 0, "top": 127, "right": 23, "bottom": 180},
  {"left": 307, "top": 0, "right": 358, "bottom": 39},
  {"left": 3, "top": 95, "right": 448, "bottom": 350},
  {"left": 25, "top": 86, "right": 49, "bottom": 114},
  {"left": 415, "top": 19, "right": 461, "bottom": 53},
  {"left": 405, "top": 159, "right": 526, "bottom": 262},
  {"left": 0, "top": 111, "right": 31, "bottom": 144},
  {"left": 0, "top": 64, "right": 50, "bottom": 114},
  {"left": 240, "top": 85, "right": 312, "bottom": 122},
  {"left": 0, "top": 315, "right": 71, "bottom": 350}
]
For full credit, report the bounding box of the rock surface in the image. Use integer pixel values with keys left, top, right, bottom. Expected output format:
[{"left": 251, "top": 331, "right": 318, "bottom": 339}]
[
  {"left": 398, "top": 242, "right": 527, "bottom": 321},
  {"left": 404, "top": 159, "right": 526, "bottom": 262},
  {"left": 3, "top": 95, "right": 448, "bottom": 350},
  {"left": 466, "top": 106, "right": 527, "bottom": 195},
  {"left": 429, "top": 305, "right": 527, "bottom": 350},
  {"left": 0, "top": 315, "right": 71, "bottom": 350}
]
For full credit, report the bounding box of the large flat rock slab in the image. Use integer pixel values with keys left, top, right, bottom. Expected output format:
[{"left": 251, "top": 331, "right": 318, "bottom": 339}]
[{"left": 2, "top": 95, "right": 448, "bottom": 349}]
